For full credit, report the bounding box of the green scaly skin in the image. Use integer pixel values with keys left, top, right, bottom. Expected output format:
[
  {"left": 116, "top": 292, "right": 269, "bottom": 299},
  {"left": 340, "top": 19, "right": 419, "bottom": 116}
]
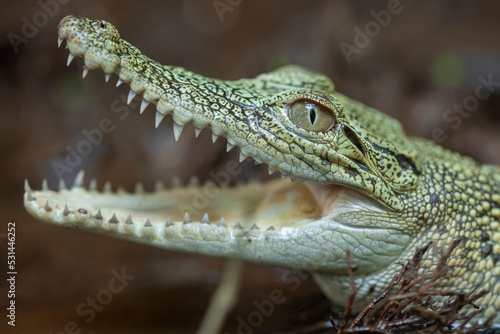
[{"left": 24, "top": 16, "right": 500, "bottom": 324}]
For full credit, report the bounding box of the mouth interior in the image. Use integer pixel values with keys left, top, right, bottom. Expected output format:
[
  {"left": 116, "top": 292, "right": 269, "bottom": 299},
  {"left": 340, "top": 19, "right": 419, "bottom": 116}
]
[{"left": 30, "top": 173, "right": 322, "bottom": 230}]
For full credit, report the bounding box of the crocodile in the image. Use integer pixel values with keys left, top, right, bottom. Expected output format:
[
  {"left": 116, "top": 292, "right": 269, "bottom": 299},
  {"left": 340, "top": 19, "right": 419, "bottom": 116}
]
[{"left": 24, "top": 15, "right": 500, "bottom": 325}]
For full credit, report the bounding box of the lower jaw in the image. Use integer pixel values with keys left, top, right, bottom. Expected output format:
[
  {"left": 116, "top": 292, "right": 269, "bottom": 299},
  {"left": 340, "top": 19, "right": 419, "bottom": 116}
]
[{"left": 24, "top": 174, "right": 320, "bottom": 230}]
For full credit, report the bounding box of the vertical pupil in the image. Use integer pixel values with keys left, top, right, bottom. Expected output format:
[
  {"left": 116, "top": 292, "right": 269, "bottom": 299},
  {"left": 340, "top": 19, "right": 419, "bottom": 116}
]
[{"left": 309, "top": 108, "right": 316, "bottom": 125}]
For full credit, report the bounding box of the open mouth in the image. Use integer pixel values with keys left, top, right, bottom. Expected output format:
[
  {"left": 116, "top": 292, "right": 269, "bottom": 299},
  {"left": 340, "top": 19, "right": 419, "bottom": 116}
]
[
  {"left": 23, "top": 15, "right": 321, "bottom": 232},
  {"left": 24, "top": 28, "right": 322, "bottom": 251}
]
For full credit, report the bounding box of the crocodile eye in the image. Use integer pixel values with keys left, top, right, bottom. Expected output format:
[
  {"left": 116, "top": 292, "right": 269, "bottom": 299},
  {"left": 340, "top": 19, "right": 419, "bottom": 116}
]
[{"left": 289, "top": 100, "right": 334, "bottom": 132}]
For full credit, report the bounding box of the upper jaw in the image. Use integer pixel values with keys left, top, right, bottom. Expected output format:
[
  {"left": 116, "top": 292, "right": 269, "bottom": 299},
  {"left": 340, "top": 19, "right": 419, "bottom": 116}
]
[
  {"left": 57, "top": 16, "right": 285, "bottom": 177},
  {"left": 56, "top": 15, "right": 404, "bottom": 212}
]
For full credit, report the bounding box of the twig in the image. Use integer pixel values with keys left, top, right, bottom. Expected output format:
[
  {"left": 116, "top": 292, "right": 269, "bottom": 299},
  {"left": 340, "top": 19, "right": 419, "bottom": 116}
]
[
  {"left": 196, "top": 258, "right": 243, "bottom": 334},
  {"left": 337, "top": 248, "right": 357, "bottom": 332},
  {"left": 330, "top": 239, "right": 491, "bottom": 333}
]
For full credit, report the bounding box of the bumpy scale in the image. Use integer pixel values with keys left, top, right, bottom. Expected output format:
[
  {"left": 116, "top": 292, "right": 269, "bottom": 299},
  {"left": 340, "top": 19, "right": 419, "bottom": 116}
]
[{"left": 24, "top": 15, "right": 500, "bottom": 325}]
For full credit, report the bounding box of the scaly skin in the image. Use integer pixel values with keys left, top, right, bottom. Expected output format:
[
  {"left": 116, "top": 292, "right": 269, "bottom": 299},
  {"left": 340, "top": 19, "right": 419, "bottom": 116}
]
[{"left": 24, "top": 16, "right": 500, "bottom": 324}]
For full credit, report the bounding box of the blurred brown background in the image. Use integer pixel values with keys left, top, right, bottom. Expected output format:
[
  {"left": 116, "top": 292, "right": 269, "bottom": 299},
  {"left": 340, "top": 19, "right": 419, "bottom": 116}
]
[{"left": 1, "top": 0, "right": 499, "bottom": 333}]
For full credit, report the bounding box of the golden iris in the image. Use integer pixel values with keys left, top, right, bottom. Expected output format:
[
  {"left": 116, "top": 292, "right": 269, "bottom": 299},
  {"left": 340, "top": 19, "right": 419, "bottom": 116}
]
[{"left": 289, "top": 100, "right": 334, "bottom": 132}]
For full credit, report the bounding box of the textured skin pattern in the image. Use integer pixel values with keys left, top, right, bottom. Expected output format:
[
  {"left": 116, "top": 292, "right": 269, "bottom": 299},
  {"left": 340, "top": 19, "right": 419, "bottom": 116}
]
[{"left": 24, "top": 16, "right": 500, "bottom": 324}]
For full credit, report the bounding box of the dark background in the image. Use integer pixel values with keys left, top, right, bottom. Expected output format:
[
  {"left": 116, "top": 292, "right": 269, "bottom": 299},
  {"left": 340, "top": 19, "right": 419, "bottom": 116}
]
[{"left": 1, "top": 0, "right": 499, "bottom": 333}]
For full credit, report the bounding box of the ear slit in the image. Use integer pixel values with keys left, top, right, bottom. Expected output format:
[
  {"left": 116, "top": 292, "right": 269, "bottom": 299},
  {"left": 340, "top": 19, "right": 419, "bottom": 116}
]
[{"left": 343, "top": 126, "right": 364, "bottom": 155}]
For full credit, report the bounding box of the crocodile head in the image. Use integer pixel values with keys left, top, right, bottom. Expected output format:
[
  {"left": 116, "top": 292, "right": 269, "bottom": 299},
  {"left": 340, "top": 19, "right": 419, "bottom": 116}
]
[{"left": 26, "top": 16, "right": 428, "bottom": 302}]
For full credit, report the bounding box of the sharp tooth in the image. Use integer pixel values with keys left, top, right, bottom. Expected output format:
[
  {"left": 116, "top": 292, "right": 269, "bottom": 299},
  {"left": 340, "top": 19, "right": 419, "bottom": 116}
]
[
  {"left": 116, "top": 78, "right": 123, "bottom": 87},
  {"left": 95, "top": 210, "right": 103, "bottom": 220},
  {"left": 188, "top": 176, "right": 199, "bottom": 187},
  {"left": 67, "top": 54, "right": 75, "bottom": 66},
  {"left": 26, "top": 187, "right": 36, "bottom": 201},
  {"left": 89, "top": 179, "right": 97, "bottom": 191},
  {"left": 140, "top": 99, "right": 150, "bottom": 113},
  {"left": 154, "top": 180, "right": 165, "bottom": 191},
  {"left": 155, "top": 112, "right": 165, "bottom": 128},
  {"left": 251, "top": 223, "right": 259, "bottom": 230},
  {"left": 127, "top": 90, "right": 136, "bottom": 104},
  {"left": 44, "top": 200, "right": 52, "bottom": 212},
  {"left": 212, "top": 133, "right": 218, "bottom": 143},
  {"left": 134, "top": 182, "right": 144, "bottom": 193},
  {"left": 266, "top": 226, "right": 275, "bottom": 231},
  {"left": 268, "top": 167, "right": 274, "bottom": 175},
  {"left": 218, "top": 217, "right": 226, "bottom": 227},
  {"left": 201, "top": 213, "right": 210, "bottom": 224},
  {"left": 172, "top": 176, "right": 181, "bottom": 188},
  {"left": 24, "top": 179, "right": 31, "bottom": 192},
  {"left": 82, "top": 66, "right": 89, "bottom": 78},
  {"left": 73, "top": 170, "right": 85, "bottom": 188},
  {"left": 59, "top": 178, "right": 67, "bottom": 191},
  {"left": 165, "top": 216, "right": 173, "bottom": 227},
  {"left": 42, "top": 179, "right": 49, "bottom": 191},
  {"left": 103, "top": 181, "right": 112, "bottom": 193},
  {"left": 183, "top": 212, "right": 191, "bottom": 224},
  {"left": 281, "top": 174, "right": 286, "bottom": 179},
  {"left": 234, "top": 222, "right": 243, "bottom": 229},
  {"left": 125, "top": 215, "right": 134, "bottom": 225},
  {"left": 226, "top": 142, "right": 234, "bottom": 152},
  {"left": 194, "top": 127, "right": 201, "bottom": 137},
  {"left": 144, "top": 218, "right": 152, "bottom": 227},
  {"left": 105, "top": 73, "right": 111, "bottom": 82},
  {"left": 109, "top": 213, "right": 119, "bottom": 224},
  {"left": 63, "top": 204, "right": 70, "bottom": 216},
  {"left": 58, "top": 36, "right": 63, "bottom": 47},
  {"left": 239, "top": 152, "right": 247, "bottom": 162},
  {"left": 173, "top": 122, "right": 184, "bottom": 141}
]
